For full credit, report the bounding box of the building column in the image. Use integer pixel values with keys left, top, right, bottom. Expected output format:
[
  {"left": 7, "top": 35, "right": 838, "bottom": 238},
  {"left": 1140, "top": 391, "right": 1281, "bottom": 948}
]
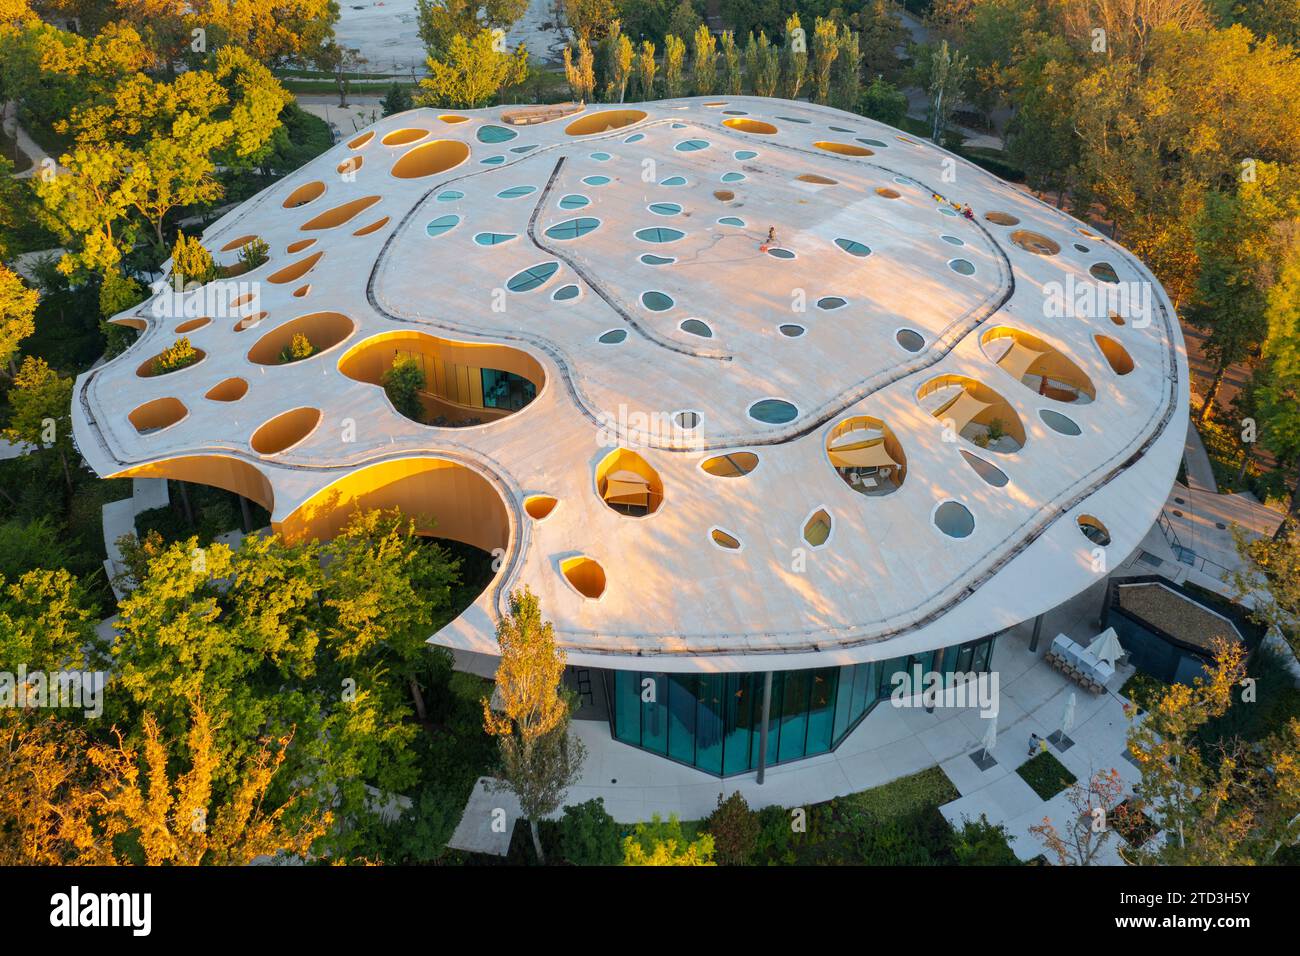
[
  {"left": 756, "top": 671, "right": 773, "bottom": 785},
  {"left": 1028, "top": 613, "right": 1044, "bottom": 653},
  {"left": 1097, "top": 578, "right": 1114, "bottom": 630}
]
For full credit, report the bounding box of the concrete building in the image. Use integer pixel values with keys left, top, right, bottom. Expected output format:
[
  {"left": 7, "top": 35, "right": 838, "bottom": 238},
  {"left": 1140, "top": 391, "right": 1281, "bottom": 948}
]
[{"left": 72, "top": 97, "right": 1188, "bottom": 782}]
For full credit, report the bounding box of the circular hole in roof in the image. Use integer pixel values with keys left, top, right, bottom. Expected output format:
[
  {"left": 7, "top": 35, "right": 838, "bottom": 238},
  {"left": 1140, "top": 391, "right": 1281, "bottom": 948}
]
[
  {"left": 596, "top": 448, "right": 663, "bottom": 517},
  {"left": 1011, "top": 230, "right": 1061, "bottom": 256},
  {"left": 480, "top": 155, "right": 505, "bottom": 165},
  {"left": 710, "top": 528, "right": 741, "bottom": 550},
  {"left": 721, "top": 171, "right": 746, "bottom": 183},
  {"left": 985, "top": 211, "right": 1020, "bottom": 226},
  {"left": 734, "top": 149, "right": 758, "bottom": 160},
  {"left": 337, "top": 156, "right": 362, "bottom": 177},
  {"left": 934, "top": 501, "right": 975, "bottom": 538},
  {"left": 286, "top": 238, "right": 316, "bottom": 254},
  {"left": 439, "top": 114, "right": 468, "bottom": 123},
  {"left": 718, "top": 216, "right": 745, "bottom": 227},
  {"left": 648, "top": 202, "right": 681, "bottom": 215},
  {"left": 893, "top": 176, "right": 916, "bottom": 186},
  {"left": 565, "top": 109, "right": 647, "bottom": 135},
  {"left": 896, "top": 329, "right": 925, "bottom": 352},
  {"left": 939, "top": 206, "right": 959, "bottom": 217},
  {"left": 675, "top": 410, "right": 701, "bottom": 429},
  {"left": 510, "top": 144, "right": 539, "bottom": 154},
  {"left": 796, "top": 174, "right": 837, "bottom": 185},
  {"left": 635, "top": 226, "right": 684, "bottom": 243},
  {"left": 749, "top": 399, "right": 797, "bottom": 424},
  {"left": 598, "top": 329, "right": 627, "bottom": 344},
  {"left": 348, "top": 131, "right": 374, "bottom": 149},
  {"left": 436, "top": 189, "right": 464, "bottom": 201},
  {"left": 1094, "top": 334, "right": 1135, "bottom": 374},
  {"left": 545, "top": 217, "right": 601, "bottom": 240},
  {"left": 496, "top": 184, "right": 537, "bottom": 199},
  {"left": 355, "top": 215, "right": 390, "bottom": 237},
  {"left": 827, "top": 416, "right": 907, "bottom": 496},
  {"left": 660, "top": 176, "right": 687, "bottom": 186},
  {"left": 477, "top": 125, "right": 517, "bottom": 143},
  {"left": 382, "top": 128, "right": 429, "bottom": 147},
  {"left": 640, "top": 254, "right": 675, "bottom": 265},
  {"left": 247, "top": 311, "right": 353, "bottom": 366},
  {"left": 948, "top": 258, "right": 976, "bottom": 276},
  {"left": 776, "top": 115, "right": 810, "bottom": 123},
  {"left": 590, "top": 151, "right": 611, "bottom": 161},
  {"left": 680, "top": 319, "right": 712, "bottom": 337},
  {"left": 205, "top": 377, "right": 248, "bottom": 403},
  {"left": 624, "top": 133, "right": 645, "bottom": 143},
  {"left": 722, "top": 109, "right": 747, "bottom": 115},
  {"left": 713, "top": 190, "right": 735, "bottom": 201},
  {"left": 1090, "top": 262, "right": 1120, "bottom": 283},
  {"left": 641, "top": 290, "right": 674, "bottom": 311},
  {"left": 1078, "top": 227, "right": 1101, "bottom": 239},
  {"left": 1074, "top": 242, "right": 1090, "bottom": 253},
  {"left": 129, "top": 396, "right": 187, "bottom": 434},
  {"left": 817, "top": 296, "right": 847, "bottom": 310},
  {"left": 559, "top": 194, "right": 590, "bottom": 209},
  {"left": 425, "top": 214, "right": 461, "bottom": 237},
  {"left": 722, "top": 117, "right": 777, "bottom": 134},
  {"left": 767, "top": 247, "right": 795, "bottom": 259},
  {"left": 582, "top": 175, "right": 611, "bottom": 186},
  {"left": 875, "top": 187, "right": 901, "bottom": 199},
  {"left": 857, "top": 138, "right": 888, "bottom": 147},
  {"left": 675, "top": 139, "right": 710, "bottom": 151},
  {"left": 671, "top": 122, "right": 686, "bottom": 129},
  {"left": 175, "top": 317, "right": 210, "bottom": 334},
  {"left": 835, "top": 238, "right": 871, "bottom": 257},
  {"left": 250, "top": 406, "right": 322, "bottom": 455},
  {"left": 960, "top": 450, "right": 1008, "bottom": 487},
  {"left": 524, "top": 495, "right": 558, "bottom": 520},
  {"left": 507, "top": 262, "right": 560, "bottom": 292},
  {"left": 552, "top": 284, "right": 580, "bottom": 301},
  {"left": 1078, "top": 515, "right": 1111, "bottom": 546},
  {"left": 941, "top": 235, "right": 965, "bottom": 246},
  {"left": 1109, "top": 312, "right": 1126, "bottom": 326},
  {"left": 702, "top": 452, "right": 758, "bottom": 477},
  {"left": 1039, "top": 408, "right": 1082, "bottom": 436},
  {"left": 391, "top": 140, "right": 470, "bottom": 178},
  {"left": 474, "top": 232, "right": 517, "bottom": 246},
  {"left": 779, "top": 323, "right": 805, "bottom": 337},
  {"left": 220, "top": 233, "right": 259, "bottom": 252}
]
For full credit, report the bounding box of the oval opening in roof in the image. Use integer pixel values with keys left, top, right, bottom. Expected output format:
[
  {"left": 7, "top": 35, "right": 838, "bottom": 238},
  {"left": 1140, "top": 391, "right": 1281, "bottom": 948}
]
[
  {"left": 749, "top": 399, "right": 797, "bottom": 424},
  {"left": 1040, "top": 409, "right": 1082, "bottom": 436},
  {"left": 476, "top": 125, "right": 517, "bottom": 143},
  {"left": 803, "top": 509, "right": 832, "bottom": 548},
  {"left": 680, "top": 319, "right": 712, "bottom": 337},
  {"left": 702, "top": 452, "right": 758, "bottom": 477},
  {"left": 835, "top": 238, "right": 871, "bottom": 257},
  {"left": 1095, "top": 334, "right": 1135, "bottom": 375},
  {"left": 506, "top": 262, "right": 559, "bottom": 292},
  {"left": 960, "top": 450, "right": 1008, "bottom": 487},
  {"left": 382, "top": 128, "right": 429, "bottom": 146},
  {"left": 722, "top": 118, "right": 777, "bottom": 134},
  {"left": 524, "top": 495, "right": 558, "bottom": 520},
  {"left": 1078, "top": 515, "right": 1111, "bottom": 547},
  {"left": 599, "top": 329, "right": 627, "bottom": 343},
  {"left": 425, "top": 214, "right": 460, "bottom": 237},
  {"left": 474, "top": 232, "right": 517, "bottom": 246},
  {"left": 390, "top": 140, "right": 470, "bottom": 179},
  {"left": 583, "top": 175, "right": 610, "bottom": 186},
  {"left": 641, "top": 290, "right": 674, "bottom": 311},
  {"left": 780, "top": 324, "right": 805, "bottom": 337},
  {"left": 661, "top": 176, "right": 687, "bottom": 186},
  {"left": 896, "top": 329, "right": 925, "bottom": 352},
  {"left": 648, "top": 202, "right": 681, "bottom": 215},
  {"left": 564, "top": 109, "right": 647, "bottom": 135},
  {"left": 560, "top": 556, "right": 606, "bottom": 599},
  {"left": 635, "top": 227, "right": 684, "bottom": 243},
  {"left": 497, "top": 184, "right": 537, "bottom": 199},
  {"left": 559, "top": 194, "right": 590, "bottom": 209},
  {"left": 552, "top": 284, "right": 580, "bottom": 301},
  {"left": 934, "top": 501, "right": 975, "bottom": 538},
  {"left": 817, "top": 296, "right": 847, "bottom": 310},
  {"left": 545, "top": 217, "right": 601, "bottom": 240},
  {"left": 1090, "top": 262, "right": 1120, "bottom": 283},
  {"left": 711, "top": 528, "right": 741, "bottom": 550},
  {"left": 675, "top": 139, "right": 710, "bottom": 151}
]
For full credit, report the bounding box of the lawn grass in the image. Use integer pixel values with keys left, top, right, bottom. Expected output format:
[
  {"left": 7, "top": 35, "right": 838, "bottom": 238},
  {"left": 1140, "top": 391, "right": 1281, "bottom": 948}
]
[
  {"left": 1016, "top": 750, "right": 1077, "bottom": 800},
  {"left": 1119, "top": 670, "right": 1166, "bottom": 713}
]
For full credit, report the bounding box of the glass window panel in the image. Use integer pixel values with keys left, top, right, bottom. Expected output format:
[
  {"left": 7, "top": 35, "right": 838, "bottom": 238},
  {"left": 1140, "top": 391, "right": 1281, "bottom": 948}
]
[
  {"left": 753, "top": 672, "right": 784, "bottom": 768},
  {"left": 955, "top": 645, "right": 974, "bottom": 673},
  {"left": 832, "top": 665, "right": 855, "bottom": 743},
  {"left": 972, "top": 639, "right": 991, "bottom": 673},
  {"left": 850, "top": 662, "right": 872, "bottom": 720},
  {"left": 640, "top": 672, "right": 667, "bottom": 754},
  {"left": 695, "top": 675, "right": 724, "bottom": 774},
  {"left": 778, "top": 670, "right": 810, "bottom": 763},
  {"left": 667, "top": 675, "right": 696, "bottom": 765},
  {"left": 877, "top": 656, "right": 909, "bottom": 701},
  {"left": 805, "top": 669, "right": 837, "bottom": 756},
  {"left": 722, "top": 674, "right": 753, "bottom": 775},
  {"left": 614, "top": 671, "right": 640, "bottom": 744}
]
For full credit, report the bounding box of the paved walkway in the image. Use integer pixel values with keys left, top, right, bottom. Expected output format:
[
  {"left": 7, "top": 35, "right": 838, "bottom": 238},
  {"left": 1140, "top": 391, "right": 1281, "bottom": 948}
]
[
  {"left": 1, "top": 102, "right": 56, "bottom": 178},
  {"left": 558, "top": 576, "right": 1140, "bottom": 830},
  {"left": 1182, "top": 420, "right": 1218, "bottom": 493},
  {"left": 449, "top": 777, "right": 522, "bottom": 856}
]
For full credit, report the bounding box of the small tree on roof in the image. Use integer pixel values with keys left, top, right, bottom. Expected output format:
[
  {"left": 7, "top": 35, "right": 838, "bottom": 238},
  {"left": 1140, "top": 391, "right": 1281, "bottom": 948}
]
[{"left": 483, "top": 586, "right": 585, "bottom": 863}]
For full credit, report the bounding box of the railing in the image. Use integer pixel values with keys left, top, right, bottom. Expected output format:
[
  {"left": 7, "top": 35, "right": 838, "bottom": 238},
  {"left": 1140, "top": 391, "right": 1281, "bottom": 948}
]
[{"left": 1154, "top": 509, "right": 1235, "bottom": 581}]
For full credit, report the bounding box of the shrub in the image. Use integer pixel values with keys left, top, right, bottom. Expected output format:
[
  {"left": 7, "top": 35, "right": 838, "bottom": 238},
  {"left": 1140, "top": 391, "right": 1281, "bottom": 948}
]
[
  {"left": 752, "top": 804, "right": 801, "bottom": 864},
  {"left": 382, "top": 355, "right": 426, "bottom": 422},
  {"left": 171, "top": 232, "right": 216, "bottom": 286},
  {"left": 951, "top": 814, "right": 1019, "bottom": 865},
  {"left": 151, "top": 336, "right": 198, "bottom": 375},
  {"left": 1016, "top": 750, "right": 1077, "bottom": 800},
  {"left": 704, "top": 791, "right": 759, "bottom": 865},
  {"left": 381, "top": 83, "right": 413, "bottom": 117},
  {"left": 238, "top": 238, "right": 270, "bottom": 270},
  {"left": 280, "top": 333, "right": 316, "bottom": 364},
  {"left": 622, "top": 814, "right": 715, "bottom": 866},
  {"left": 559, "top": 798, "right": 622, "bottom": 866}
]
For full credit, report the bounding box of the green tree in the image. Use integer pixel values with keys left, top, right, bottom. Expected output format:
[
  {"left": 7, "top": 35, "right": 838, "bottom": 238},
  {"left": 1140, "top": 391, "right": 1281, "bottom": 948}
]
[
  {"left": 927, "top": 39, "right": 968, "bottom": 143},
  {"left": 780, "top": 13, "right": 807, "bottom": 100},
  {"left": 563, "top": 0, "right": 619, "bottom": 43},
  {"left": 691, "top": 23, "right": 717, "bottom": 96},
  {"left": 719, "top": 30, "right": 741, "bottom": 95},
  {"left": 153, "top": 336, "right": 199, "bottom": 374},
  {"left": 416, "top": 0, "right": 530, "bottom": 57},
  {"left": 634, "top": 40, "right": 657, "bottom": 99},
  {"left": 662, "top": 33, "right": 686, "bottom": 97},
  {"left": 380, "top": 82, "right": 413, "bottom": 117},
  {"left": 665, "top": 0, "right": 701, "bottom": 43},
  {"left": 1255, "top": 243, "right": 1300, "bottom": 528},
  {"left": 851, "top": 0, "right": 906, "bottom": 81},
  {"left": 809, "top": 16, "right": 838, "bottom": 105},
  {"left": 564, "top": 38, "right": 596, "bottom": 101},
  {"left": 859, "top": 75, "right": 907, "bottom": 126},
  {"left": 0, "top": 263, "right": 36, "bottom": 375},
  {"left": 749, "top": 31, "right": 780, "bottom": 97},
  {"left": 4, "top": 356, "right": 75, "bottom": 493},
  {"left": 831, "top": 25, "right": 861, "bottom": 111},
  {"left": 415, "top": 29, "right": 529, "bottom": 110},
  {"left": 0, "top": 567, "right": 98, "bottom": 674},
  {"left": 382, "top": 354, "right": 426, "bottom": 423},
  {"left": 559, "top": 797, "right": 622, "bottom": 865},
  {"left": 279, "top": 332, "right": 316, "bottom": 364},
  {"left": 170, "top": 231, "right": 216, "bottom": 287},
  {"left": 602, "top": 21, "right": 633, "bottom": 103},
  {"left": 952, "top": 814, "right": 1019, "bottom": 865},
  {"left": 704, "top": 790, "right": 759, "bottom": 865},
  {"left": 482, "top": 587, "right": 586, "bottom": 864}
]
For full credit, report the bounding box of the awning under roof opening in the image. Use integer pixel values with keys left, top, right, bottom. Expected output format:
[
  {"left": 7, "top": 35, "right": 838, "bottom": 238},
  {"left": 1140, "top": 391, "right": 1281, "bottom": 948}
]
[
  {"left": 828, "top": 439, "right": 899, "bottom": 470},
  {"left": 997, "top": 340, "right": 1047, "bottom": 383},
  {"left": 829, "top": 426, "right": 884, "bottom": 450},
  {"left": 933, "top": 391, "right": 993, "bottom": 431},
  {"left": 602, "top": 470, "right": 651, "bottom": 507}
]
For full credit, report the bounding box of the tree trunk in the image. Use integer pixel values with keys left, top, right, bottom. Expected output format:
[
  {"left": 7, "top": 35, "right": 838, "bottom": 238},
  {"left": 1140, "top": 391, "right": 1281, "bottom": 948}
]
[
  {"left": 408, "top": 676, "right": 427, "bottom": 722},
  {"left": 58, "top": 449, "right": 73, "bottom": 495},
  {"left": 1199, "top": 362, "right": 1228, "bottom": 423},
  {"left": 238, "top": 493, "right": 252, "bottom": 532},
  {"left": 1276, "top": 471, "right": 1300, "bottom": 542},
  {"left": 177, "top": 480, "right": 194, "bottom": 526},
  {"left": 529, "top": 818, "right": 545, "bottom": 864},
  {"left": 1236, "top": 445, "right": 1252, "bottom": 484}
]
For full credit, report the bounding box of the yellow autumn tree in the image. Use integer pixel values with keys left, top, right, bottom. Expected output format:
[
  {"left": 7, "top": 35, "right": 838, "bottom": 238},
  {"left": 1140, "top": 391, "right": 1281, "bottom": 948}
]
[{"left": 0, "top": 263, "right": 37, "bottom": 375}]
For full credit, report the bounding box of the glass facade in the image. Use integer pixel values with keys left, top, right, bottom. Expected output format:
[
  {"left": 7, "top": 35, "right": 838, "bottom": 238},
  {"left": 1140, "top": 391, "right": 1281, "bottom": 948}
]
[{"left": 606, "top": 635, "right": 998, "bottom": 776}]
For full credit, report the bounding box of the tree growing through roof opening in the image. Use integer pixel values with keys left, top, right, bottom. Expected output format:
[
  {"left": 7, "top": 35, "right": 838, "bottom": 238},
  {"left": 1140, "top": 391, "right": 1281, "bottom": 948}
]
[
  {"left": 483, "top": 586, "right": 585, "bottom": 864},
  {"left": 279, "top": 332, "right": 316, "bottom": 364},
  {"left": 382, "top": 354, "right": 426, "bottom": 424}
]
